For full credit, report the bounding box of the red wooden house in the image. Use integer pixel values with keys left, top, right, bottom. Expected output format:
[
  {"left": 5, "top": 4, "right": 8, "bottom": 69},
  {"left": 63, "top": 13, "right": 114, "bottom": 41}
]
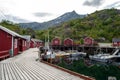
[
  {"left": 64, "top": 38, "right": 73, "bottom": 46},
  {"left": 112, "top": 38, "right": 120, "bottom": 47},
  {"left": 35, "top": 39, "right": 44, "bottom": 48},
  {"left": 39, "top": 41, "right": 44, "bottom": 47},
  {"left": 22, "top": 35, "right": 31, "bottom": 49},
  {"left": 18, "top": 38, "right": 27, "bottom": 52},
  {"left": 30, "top": 39, "right": 36, "bottom": 48},
  {"left": 51, "top": 37, "right": 61, "bottom": 46},
  {"left": 0, "top": 25, "right": 27, "bottom": 59},
  {"left": 30, "top": 39, "right": 43, "bottom": 48},
  {"left": 84, "top": 37, "right": 93, "bottom": 46}
]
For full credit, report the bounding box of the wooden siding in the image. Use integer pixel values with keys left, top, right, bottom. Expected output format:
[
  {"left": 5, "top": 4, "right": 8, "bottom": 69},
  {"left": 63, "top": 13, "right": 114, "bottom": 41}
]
[
  {"left": 64, "top": 38, "right": 73, "bottom": 46},
  {"left": 0, "top": 29, "right": 12, "bottom": 58},
  {"left": 52, "top": 38, "right": 61, "bottom": 46}
]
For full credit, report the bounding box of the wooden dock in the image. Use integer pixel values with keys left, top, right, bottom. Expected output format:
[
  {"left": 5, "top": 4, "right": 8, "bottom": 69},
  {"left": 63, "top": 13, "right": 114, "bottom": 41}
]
[{"left": 0, "top": 48, "right": 86, "bottom": 80}]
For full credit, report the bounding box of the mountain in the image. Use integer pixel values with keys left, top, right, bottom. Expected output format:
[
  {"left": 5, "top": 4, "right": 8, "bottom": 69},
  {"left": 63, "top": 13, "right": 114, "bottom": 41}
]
[
  {"left": 36, "top": 8, "right": 120, "bottom": 42},
  {"left": 0, "top": 15, "right": 29, "bottom": 23},
  {"left": 19, "top": 11, "right": 85, "bottom": 30}
]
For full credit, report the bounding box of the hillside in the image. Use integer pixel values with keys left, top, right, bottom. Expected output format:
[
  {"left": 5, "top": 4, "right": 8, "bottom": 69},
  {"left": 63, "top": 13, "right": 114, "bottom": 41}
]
[
  {"left": 36, "top": 8, "right": 120, "bottom": 43},
  {"left": 0, "top": 20, "right": 22, "bottom": 34},
  {"left": 19, "top": 11, "right": 85, "bottom": 30},
  {"left": 0, "top": 20, "right": 35, "bottom": 38}
]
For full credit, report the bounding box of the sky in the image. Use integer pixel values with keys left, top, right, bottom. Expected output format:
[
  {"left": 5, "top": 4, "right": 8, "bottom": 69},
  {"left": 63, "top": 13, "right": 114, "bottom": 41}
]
[{"left": 0, "top": 0, "right": 120, "bottom": 23}]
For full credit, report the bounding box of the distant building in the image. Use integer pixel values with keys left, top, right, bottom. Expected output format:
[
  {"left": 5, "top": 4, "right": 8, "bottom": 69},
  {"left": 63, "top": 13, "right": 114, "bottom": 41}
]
[
  {"left": 98, "top": 43, "right": 112, "bottom": 47},
  {"left": 84, "top": 37, "right": 93, "bottom": 46},
  {"left": 51, "top": 37, "right": 61, "bottom": 46},
  {"left": 64, "top": 38, "right": 73, "bottom": 46},
  {"left": 22, "top": 35, "right": 31, "bottom": 49},
  {"left": 30, "top": 39, "right": 43, "bottom": 48},
  {"left": 112, "top": 38, "right": 120, "bottom": 47},
  {"left": 83, "top": 37, "right": 99, "bottom": 46}
]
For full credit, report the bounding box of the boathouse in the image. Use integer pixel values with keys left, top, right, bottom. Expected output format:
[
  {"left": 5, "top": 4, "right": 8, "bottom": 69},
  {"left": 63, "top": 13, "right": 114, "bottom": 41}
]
[
  {"left": 34, "top": 39, "right": 44, "bottom": 47},
  {"left": 64, "top": 38, "right": 73, "bottom": 46},
  {"left": 84, "top": 37, "right": 93, "bottom": 46},
  {"left": 50, "top": 37, "right": 61, "bottom": 50},
  {"left": 112, "top": 38, "right": 120, "bottom": 47},
  {"left": 0, "top": 25, "right": 26, "bottom": 59},
  {"left": 18, "top": 38, "right": 27, "bottom": 52},
  {"left": 51, "top": 37, "right": 61, "bottom": 46},
  {"left": 30, "top": 39, "right": 43, "bottom": 48},
  {"left": 22, "top": 35, "right": 31, "bottom": 49},
  {"left": 30, "top": 39, "right": 35, "bottom": 48}
]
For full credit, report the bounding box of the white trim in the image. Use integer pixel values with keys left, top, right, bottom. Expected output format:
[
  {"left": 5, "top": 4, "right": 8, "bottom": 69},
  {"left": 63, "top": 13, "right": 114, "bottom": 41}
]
[
  {"left": 11, "top": 36, "right": 14, "bottom": 57},
  {"left": 0, "top": 50, "right": 9, "bottom": 53},
  {"left": 14, "top": 39, "right": 18, "bottom": 48}
]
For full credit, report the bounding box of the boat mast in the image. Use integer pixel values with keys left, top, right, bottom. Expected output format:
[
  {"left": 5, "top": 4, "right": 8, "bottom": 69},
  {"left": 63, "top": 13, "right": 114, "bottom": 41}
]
[
  {"left": 45, "top": 35, "right": 46, "bottom": 47},
  {"left": 48, "top": 30, "right": 50, "bottom": 49}
]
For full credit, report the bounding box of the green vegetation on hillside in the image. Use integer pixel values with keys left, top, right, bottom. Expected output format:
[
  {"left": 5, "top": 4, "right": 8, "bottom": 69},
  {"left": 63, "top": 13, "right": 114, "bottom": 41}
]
[
  {"left": 0, "top": 20, "right": 22, "bottom": 34},
  {"left": 36, "top": 8, "right": 120, "bottom": 43},
  {"left": 0, "top": 20, "right": 36, "bottom": 38}
]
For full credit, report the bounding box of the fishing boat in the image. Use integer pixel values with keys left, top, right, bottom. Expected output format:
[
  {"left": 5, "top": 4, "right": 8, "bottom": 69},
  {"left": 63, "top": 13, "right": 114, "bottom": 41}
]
[
  {"left": 42, "top": 31, "right": 56, "bottom": 62},
  {"left": 89, "top": 48, "right": 120, "bottom": 63}
]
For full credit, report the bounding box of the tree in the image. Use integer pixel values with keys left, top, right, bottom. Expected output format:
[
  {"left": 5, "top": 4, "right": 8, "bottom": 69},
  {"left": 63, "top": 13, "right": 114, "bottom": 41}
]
[{"left": 80, "top": 38, "right": 84, "bottom": 44}]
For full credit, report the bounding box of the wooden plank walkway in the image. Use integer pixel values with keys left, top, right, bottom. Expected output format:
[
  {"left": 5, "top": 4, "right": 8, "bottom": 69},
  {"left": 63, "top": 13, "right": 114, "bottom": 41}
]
[{"left": 0, "top": 48, "right": 84, "bottom": 80}]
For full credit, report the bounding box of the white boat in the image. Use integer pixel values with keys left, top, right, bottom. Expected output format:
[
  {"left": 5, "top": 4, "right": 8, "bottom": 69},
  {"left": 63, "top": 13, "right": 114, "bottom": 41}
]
[
  {"left": 40, "top": 31, "right": 56, "bottom": 60},
  {"left": 44, "top": 49, "right": 56, "bottom": 59},
  {"left": 67, "top": 51, "right": 87, "bottom": 61},
  {"left": 89, "top": 48, "right": 120, "bottom": 63}
]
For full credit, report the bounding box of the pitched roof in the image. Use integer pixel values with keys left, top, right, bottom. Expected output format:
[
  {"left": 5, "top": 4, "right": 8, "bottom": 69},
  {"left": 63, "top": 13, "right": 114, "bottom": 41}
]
[
  {"left": 0, "top": 25, "right": 26, "bottom": 39},
  {"left": 31, "top": 38, "right": 43, "bottom": 42},
  {"left": 112, "top": 38, "right": 120, "bottom": 42},
  {"left": 22, "top": 35, "right": 31, "bottom": 41},
  {"left": 98, "top": 43, "right": 112, "bottom": 47}
]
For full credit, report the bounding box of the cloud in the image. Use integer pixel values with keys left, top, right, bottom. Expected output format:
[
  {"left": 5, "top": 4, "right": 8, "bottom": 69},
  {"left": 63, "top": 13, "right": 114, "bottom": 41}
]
[
  {"left": 83, "top": 0, "right": 104, "bottom": 7},
  {"left": 0, "top": 14, "right": 30, "bottom": 23},
  {"left": 33, "top": 12, "right": 53, "bottom": 17},
  {"left": 104, "top": 1, "right": 120, "bottom": 9}
]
